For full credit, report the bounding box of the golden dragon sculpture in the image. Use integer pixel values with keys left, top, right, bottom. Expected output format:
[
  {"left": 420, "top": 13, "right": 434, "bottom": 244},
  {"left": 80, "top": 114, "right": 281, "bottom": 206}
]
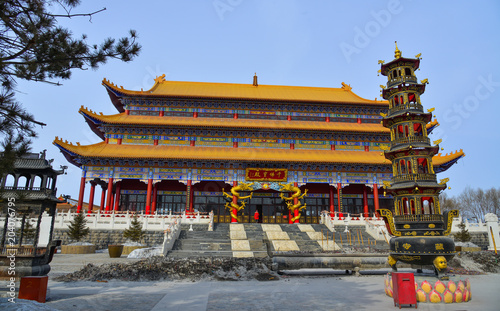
[
  {"left": 222, "top": 182, "right": 254, "bottom": 221},
  {"left": 279, "top": 183, "right": 308, "bottom": 223}
]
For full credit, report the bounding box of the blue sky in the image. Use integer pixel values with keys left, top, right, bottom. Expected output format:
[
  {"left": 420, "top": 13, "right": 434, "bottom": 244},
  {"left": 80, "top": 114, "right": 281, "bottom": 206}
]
[{"left": 15, "top": 0, "right": 500, "bottom": 203}]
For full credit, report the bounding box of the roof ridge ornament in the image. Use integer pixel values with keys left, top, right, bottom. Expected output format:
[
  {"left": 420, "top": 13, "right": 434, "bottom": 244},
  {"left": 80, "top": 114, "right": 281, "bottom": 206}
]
[
  {"left": 341, "top": 82, "right": 352, "bottom": 91},
  {"left": 154, "top": 74, "right": 166, "bottom": 84},
  {"left": 394, "top": 41, "right": 401, "bottom": 59},
  {"left": 253, "top": 73, "right": 258, "bottom": 86}
]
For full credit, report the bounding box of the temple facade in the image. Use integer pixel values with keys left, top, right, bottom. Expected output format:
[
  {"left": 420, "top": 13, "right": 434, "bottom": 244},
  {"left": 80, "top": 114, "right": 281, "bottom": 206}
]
[{"left": 53, "top": 73, "right": 464, "bottom": 223}]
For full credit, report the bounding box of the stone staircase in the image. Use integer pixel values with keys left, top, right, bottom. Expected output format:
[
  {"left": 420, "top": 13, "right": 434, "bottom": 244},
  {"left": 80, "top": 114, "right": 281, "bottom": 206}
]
[
  {"left": 167, "top": 224, "right": 232, "bottom": 258},
  {"left": 167, "top": 223, "right": 388, "bottom": 258}
]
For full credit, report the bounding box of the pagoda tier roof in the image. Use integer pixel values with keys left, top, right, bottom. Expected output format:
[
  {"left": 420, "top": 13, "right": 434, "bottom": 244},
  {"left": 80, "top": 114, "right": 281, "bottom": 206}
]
[
  {"left": 102, "top": 77, "right": 388, "bottom": 112},
  {"left": 79, "top": 106, "right": 440, "bottom": 137},
  {"left": 53, "top": 138, "right": 464, "bottom": 172}
]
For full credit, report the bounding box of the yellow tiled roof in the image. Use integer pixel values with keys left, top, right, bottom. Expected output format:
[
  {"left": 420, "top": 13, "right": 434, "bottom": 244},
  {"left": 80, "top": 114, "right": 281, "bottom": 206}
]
[
  {"left": 80, "top": 107, "right": 389, "bottom": 133},
  {"left": 102, "top": 77, "right": 387, "bottom": 105},
  {"left": 53, "top": 138, "right": 463, "bottom": 167}
]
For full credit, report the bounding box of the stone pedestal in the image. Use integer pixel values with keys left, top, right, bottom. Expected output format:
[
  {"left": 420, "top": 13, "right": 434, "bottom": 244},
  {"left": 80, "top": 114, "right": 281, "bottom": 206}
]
[{"left": 485, "top": 213, "right": 500, "bottom": 251}]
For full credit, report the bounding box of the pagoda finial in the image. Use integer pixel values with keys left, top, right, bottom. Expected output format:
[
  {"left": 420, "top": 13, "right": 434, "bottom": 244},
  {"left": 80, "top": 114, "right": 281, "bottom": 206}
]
[
  {"left": 394, "top": 41, "right": 401, "bottom": 59},
  {"left": 253, "top": 73, "right": 258, "bottom": 86}
]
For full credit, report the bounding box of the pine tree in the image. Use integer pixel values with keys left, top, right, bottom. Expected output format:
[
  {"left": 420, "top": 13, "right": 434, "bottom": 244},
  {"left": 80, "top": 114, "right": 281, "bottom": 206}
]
[
  {"left": 453, "top": 220, "right": 471, "bottom": 242},
  {"left": 123, "top": 215, "right": 144, "bottom": 243},
  {"left": 0, "top": 1, "right": 141, "bottom": 175},
  {"left": 67, "top": 212, "right": 90, "bottom": 242}
]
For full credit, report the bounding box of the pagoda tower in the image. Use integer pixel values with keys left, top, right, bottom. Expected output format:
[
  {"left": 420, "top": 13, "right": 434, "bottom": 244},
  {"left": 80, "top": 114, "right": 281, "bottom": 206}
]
[{"left": 377, "top": 43, "right": 460, "bottom": 275}]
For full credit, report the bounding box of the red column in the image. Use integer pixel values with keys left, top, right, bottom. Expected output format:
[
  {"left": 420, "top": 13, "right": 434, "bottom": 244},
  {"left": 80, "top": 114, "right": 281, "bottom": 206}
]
[
  {"left": 110, "top": 190, "right": 115, "bottom": 212},
  {"left": 193, "top": 111, "right": 198, "bottom": 118},
  {"left": 293, "top": 182, "right": 299, "bottom": 224},
  {"left": 100, "top": 187, "right": 106, "bottom": 212},
  {"left": 77, "top": 177, "right": 85, "bottom": 213},
  {"left": 185, "top": 180, "right": 192, "bottom": 213},
  {"left": 117, "top": 138, "right": 122, "bottom": 145},
  {"left": 363, "top": 186, "right": 369, "bottom": 217},
  {"left": 337, "top": 183, "right": 342, "bottom": 215},
  {"left": 233, "top": 113, "right": 238, "bottom": 119},
  {"left": 325, "top": 116, "right": 330, "bottom": 122},
  {"left": 105, "top": 178, "right": 113, "bottom": 212},
  {"left": 364, "top": 145, "right": 369, "bottom": 152},
  {"left": 105, "top": 137, "right": 109, "bottom": 144},
  {"left": 233, "top": 141, "right": 238, "bottom": 148},
  {"left": 159, "top": 111, "right": 164, "bottom": 117},
  {"left": 88, "top": 181, "right": 96, "bottom": 214},
  {"left": 331, "top": 144, "right": 335, "bottom": 151},
  {"left": 114, "top": 181, "right": 121, "bottom": 212},
  {"left": 145, "top": 179, "right": 153, "bottom": 215},
  {"left": 357, "top": 117, "right": 361, "bottom": 124},
  {"left": 329, "top": 185, "right": 335, "bottom": 213},
  {"left": 152, "top": 183, "right": 158, "bottom": 214},
  {"left": 189, "top": 183, "right": 194, "bottom": 212},
  {"left": 125, "top": 109, "right": 130, "bottom": 115},
  {"left": 154, "top": 139, "right": 158, "bottom": 145},
  {"left": 287, "top": 115, "right": 292, "bottom": 121},
  {"left": 190, "top": 140, "right": 195, "bottom": 147},
  {"left": 290, "top": 143, "right": 295, "bottom": 149},
  {"left": 231, "top": 181, "right": 238, "bottom": 223},
  {"left": 373, "top": 183, "right": 380, "bottom": 213}
]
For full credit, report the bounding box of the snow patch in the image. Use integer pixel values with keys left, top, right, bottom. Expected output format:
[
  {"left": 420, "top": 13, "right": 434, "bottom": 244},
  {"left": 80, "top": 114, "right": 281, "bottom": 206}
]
[
  {"left": 123, "top": 242, "right": 145, "bottom": 246},
  {"left": 66, "top": 242, "right": 94, "bottom": 246},
  {"left": 127, "top": 247, "right": 162, "bottom": 259},
  {"left": 0, "top": 298, "right": 60, "bottom": 311}
]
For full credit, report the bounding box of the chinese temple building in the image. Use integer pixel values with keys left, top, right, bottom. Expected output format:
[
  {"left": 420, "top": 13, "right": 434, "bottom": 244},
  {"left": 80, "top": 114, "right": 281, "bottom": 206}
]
[{"left": 53, "top": 73, "right": 464, "bottom": 223}]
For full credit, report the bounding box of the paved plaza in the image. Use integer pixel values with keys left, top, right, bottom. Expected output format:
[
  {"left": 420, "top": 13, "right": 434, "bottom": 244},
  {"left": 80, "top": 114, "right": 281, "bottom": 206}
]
[{"left": 2, "top": 253, "right": 500, "bottom": 310}]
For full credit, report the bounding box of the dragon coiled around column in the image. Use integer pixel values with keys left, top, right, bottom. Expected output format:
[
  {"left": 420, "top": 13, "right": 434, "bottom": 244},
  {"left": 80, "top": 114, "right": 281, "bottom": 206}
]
[
  {"left": 222, "top": 182, "right": 254, "bottom": 221},
  {"left": 279, "top": 183, "right": 308, "bottom": 223}
]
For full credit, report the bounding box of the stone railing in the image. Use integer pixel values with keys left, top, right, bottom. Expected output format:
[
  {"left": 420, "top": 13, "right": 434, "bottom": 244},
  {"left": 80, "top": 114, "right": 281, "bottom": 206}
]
[
  {"left": 50, "top": 210, "right": 211, "bottom": 231},
  {"left": 161, "top": 216, "right": 182, "bottom": 256},
  {"left": 365, "top": 219, "right": 389, "bottom": 241}
]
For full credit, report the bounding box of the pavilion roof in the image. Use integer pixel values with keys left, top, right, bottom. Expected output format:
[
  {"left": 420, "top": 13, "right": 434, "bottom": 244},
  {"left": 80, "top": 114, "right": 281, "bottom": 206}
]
[
  {"left": 79, "top": 106, "right": 439, "bottom": 136},
  {"left": 53, "top": 138, "right": 464, "bottom": 170},
  {"left": 79, "top": 107, "right": 389, "bottom": 134},
  {"left": 102, "top": 76, "right": 388, "bottom": 106}
]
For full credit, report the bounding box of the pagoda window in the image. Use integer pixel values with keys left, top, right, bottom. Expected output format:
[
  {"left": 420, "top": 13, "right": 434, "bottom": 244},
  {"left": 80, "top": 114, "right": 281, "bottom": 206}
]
[
  {"left": 394, "top": 96, "right": 399, "bottom": 106},
  {"left": 392, "top": 69, "right": 398, "bottom": 77},
  {"left": 417, "top": 158, "right": 428, "bottom": 174},
  {"left": 397, "top": 125, "right": 404, "bottom": 137},
  {"left": 33, "top": 175, "right": 43, "bottom": 189},
  {"left": 408, "top": 93, "right": 416, "bottom": 103},
  {"left": 399, "top": 159, "right": 406, "bottom": 174},
  {"left": 405, "top": 68, "right": 412, "bottom": 76},
  {"left": 18, "top": 175, "right": 29, "bottom": 189},
  {"left": 407, "top": 160, "right": 413, "bottom": 174},
  {"left": 400, "top": 95, "right": 404, "bottom": 105},
  {"left": 421, "top": 197, "right": 434, "bottom": 214},
  {"left": 413, "top": 123, "right": 423, "bottom": 136},
  {"left": 410, "top": 199, "right": 416, "bottom": 215},
  {"left": 402, "top": 198, "right": 409, "bottom": 215},
  {"left": 398, "top": 69, "right": 402, "bottom": 77},
  {"left": 2, "top": 174, "right": 16, "bottom": 187}
]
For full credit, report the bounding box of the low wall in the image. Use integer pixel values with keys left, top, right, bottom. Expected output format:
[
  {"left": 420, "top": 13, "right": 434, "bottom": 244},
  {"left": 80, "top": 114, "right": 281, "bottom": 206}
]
[{"left": 52, "top": 229, "right": 165, "bottom": 250}]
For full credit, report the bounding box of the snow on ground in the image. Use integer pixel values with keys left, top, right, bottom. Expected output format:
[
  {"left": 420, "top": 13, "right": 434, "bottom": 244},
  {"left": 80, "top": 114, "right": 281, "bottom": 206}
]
[
  {"left": 127, "top": 247, "right": 162, "bottom": 259},
  {"left": 0, "top": 298, "right": 60, "bottom": 311}
]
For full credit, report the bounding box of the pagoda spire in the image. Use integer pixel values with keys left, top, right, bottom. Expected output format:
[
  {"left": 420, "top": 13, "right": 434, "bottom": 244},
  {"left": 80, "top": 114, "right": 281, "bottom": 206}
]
[{"left": 394, "top": 41, "right": 401, "bottom": 59}]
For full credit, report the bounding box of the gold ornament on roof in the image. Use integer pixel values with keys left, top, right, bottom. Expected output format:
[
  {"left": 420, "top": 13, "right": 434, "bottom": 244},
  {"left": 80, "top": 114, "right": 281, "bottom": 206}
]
[
  {"left": 341, "top": 82, "right": 352, "bottom": 91},
  {"left": 421, "top": 78, "right": 429, "bottom": 84},
  {"left": 154, "top": 74, "right": 166, "bottom": 84},
  {"left": 383, "top": 180, "right": 391, "bottom": 189},
  {"left": 378, "top": 60, "right": 385, "bottom": 64},
  {"left": 427, "top": 108, "right": 435, "bottom": 113},
  {"left": 380, "top": 112, "right": 387, "bottom": 118},
  {"left": 380, "top": 85, "right": 386, "bottom": 89},
  {"left": 394, "top": 41, "right": 402, "bottom": 58},
  {"left": 433, "top": 139, "right": 442, "bottom": 145},
  {"left": 439, "top": 178, "right": 449, "bottom": 185},
  {"left": 415, "top": 53, "right": 422, "bottom": 59}
]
